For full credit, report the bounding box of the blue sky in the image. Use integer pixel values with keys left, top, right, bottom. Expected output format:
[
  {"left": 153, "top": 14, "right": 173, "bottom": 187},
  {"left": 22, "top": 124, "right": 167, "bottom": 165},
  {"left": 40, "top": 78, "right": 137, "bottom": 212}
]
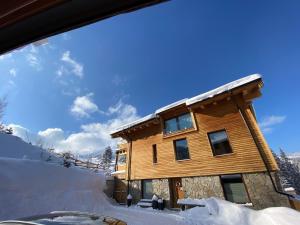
[{"left": 0, "top": 0, "right": 299, "bottom": 155}]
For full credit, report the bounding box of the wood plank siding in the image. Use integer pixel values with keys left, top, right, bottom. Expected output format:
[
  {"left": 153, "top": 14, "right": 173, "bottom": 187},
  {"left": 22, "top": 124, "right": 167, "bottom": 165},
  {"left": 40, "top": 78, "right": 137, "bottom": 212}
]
[{"left": 125, "top": 95, "right": 276, "bottom": 180}]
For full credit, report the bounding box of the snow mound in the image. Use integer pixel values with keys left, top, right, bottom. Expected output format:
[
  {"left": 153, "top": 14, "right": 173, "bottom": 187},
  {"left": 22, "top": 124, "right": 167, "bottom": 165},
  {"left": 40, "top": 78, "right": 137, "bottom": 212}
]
[
  {"left": 0, "top": 133, "right": 58, "bottom": 161},
  {"left": 180, "top": 197, "right": 300, "bottom": 225},
  {"left": 0, "top": 158, "right": 108, "bottom": 220}
]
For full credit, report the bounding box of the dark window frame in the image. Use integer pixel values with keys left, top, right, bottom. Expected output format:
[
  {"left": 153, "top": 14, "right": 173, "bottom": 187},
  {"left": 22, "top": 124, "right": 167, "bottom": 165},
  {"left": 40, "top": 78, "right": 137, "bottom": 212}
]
[
  {"left": 220, "top": 174, "right": 251, "bottom": 204},
  {"left": 152, "top": 144, "right": 157, "bottom": 164},
  {"left": 207, "top": 129, "right": 233, "bottom": 156},
  {"left": 142, "top": 179, "right": 153, "bottom": 199},
  {"left": 173, "top": 138, "right": 191, "bottom": 161},
  {"left": 164, "top": 113, "right": 194, "bottom": 134}
]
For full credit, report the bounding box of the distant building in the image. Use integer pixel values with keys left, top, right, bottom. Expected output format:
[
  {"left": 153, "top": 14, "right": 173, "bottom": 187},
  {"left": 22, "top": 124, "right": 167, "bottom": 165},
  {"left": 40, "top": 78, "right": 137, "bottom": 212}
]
[{"left": 110, "top": 74, "right": 290, "bottom": 209}]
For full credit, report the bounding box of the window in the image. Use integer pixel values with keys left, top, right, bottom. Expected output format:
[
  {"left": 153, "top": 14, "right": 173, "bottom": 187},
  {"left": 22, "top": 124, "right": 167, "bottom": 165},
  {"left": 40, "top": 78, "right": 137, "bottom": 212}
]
[
  {"left": 173, "top": 138, "right": 190, "bottom": 160},
  {"left": 220, "top": 174, "right": 250, "bottom": 204},
  {"left": 208, "top": 130, "right": 232, "bottom": 156},
  {"left": 152, "top": 144, "right": 157, "bottom": 164},
  {"left": 164, "top": 113, "right": 193, "bottom": 134},
  {"left": 142, "top": 179, "right": 153, "bottom": 199},
  {"left": 117, "top": 154, "right": 126, "bottom": 165}
]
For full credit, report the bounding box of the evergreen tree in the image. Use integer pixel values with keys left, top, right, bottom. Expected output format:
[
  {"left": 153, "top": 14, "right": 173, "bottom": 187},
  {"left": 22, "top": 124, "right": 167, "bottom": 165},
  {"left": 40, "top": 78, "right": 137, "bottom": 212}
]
[
  {"left": 101, "top": 146, "right": 113, "bottom": 174},
  {"left": 276, "top": 148, "right": 300, "bottom": 194},
  {"left": 5, "top": 127, "right": 13, "bottom": 135}
]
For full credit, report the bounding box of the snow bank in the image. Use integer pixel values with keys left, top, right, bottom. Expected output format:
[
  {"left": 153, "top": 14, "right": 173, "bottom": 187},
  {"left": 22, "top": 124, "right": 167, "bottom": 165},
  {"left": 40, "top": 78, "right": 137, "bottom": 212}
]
[
  {"left": 0, "top": 158, "right": 184, "bottom": 225},
  {"left": 0, "top": 158, "right": 108, "bottom": 220},
  {"left": 0, "top": 133, "right": 58, "bottom": 162},
  {"left": 180, "top": 197, "right": 300, "bottom": 225}
]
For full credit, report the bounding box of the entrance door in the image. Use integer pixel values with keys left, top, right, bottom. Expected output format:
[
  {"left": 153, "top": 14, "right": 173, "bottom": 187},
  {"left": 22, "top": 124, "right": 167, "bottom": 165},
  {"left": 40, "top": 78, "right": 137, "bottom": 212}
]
[
  {"left": 169, "top": 178, "right": 184, "bottom": 208},
  {"left": 114, "top": 178, "right": 127, "bottom": 204}
]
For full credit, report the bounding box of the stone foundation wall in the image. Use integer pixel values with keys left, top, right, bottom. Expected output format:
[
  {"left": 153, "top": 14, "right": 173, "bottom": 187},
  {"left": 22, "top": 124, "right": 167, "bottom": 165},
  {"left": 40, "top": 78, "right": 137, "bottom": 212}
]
[
  {"left": 242, "top": 172, "right": 290, "bottom": 209},
  {"left": 125, "top": 172, "right": 290, "bottom": 209},
  {"left": 152, "top": 179, "right": 171, "bottom": 207},
  {"left": 182, "top": 176, "right": 225, "bottom": 199}
]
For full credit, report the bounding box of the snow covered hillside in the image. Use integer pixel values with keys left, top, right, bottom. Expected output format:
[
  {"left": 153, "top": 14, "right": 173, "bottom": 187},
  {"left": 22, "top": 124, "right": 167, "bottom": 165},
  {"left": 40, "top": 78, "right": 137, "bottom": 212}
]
[
  {"left": 0, "top": 133, "right": 59, "bottom": 161},
  {"left": 0, "top": 158, "right": 108, "bottom": 219},
  {"left": 0, "top": 132, "right": 300, "bottom": 225}
]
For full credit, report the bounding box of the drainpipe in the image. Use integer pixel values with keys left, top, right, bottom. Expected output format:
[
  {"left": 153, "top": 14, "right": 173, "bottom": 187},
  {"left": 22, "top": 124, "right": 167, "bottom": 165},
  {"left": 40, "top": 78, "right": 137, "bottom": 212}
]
[{"left": 231, "top": 92, "right": 293, "bottom": 199}]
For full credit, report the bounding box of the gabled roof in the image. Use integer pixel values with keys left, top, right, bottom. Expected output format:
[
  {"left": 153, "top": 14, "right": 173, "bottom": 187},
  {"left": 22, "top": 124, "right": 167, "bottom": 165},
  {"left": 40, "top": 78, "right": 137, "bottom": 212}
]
[{"left": 110, "top": 74, "right": 262, "bottom": 136}]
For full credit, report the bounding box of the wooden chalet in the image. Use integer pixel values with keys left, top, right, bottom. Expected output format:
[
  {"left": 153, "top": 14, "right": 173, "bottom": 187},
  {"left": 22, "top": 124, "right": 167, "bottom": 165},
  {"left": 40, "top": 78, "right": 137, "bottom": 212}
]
[{"left": 110, "top": 74, "right": 291, "bottom": 209}]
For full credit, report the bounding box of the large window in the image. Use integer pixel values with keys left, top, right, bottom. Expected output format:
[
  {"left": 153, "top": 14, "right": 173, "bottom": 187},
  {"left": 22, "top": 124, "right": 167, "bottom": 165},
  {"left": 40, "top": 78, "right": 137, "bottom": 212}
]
[
  {"left": 117, "top": 154, "right": 126, "bottom": 165},
  {"left": 164, "top": 113, "right": 193, "bottom": 134},
  {"left": 208, "top": 130, "right": 232, "bottom": 156},
  {"left": 173, "top": 138, "right": 190, "bottom": 160},
  {"left": 220, "top": 174, "right": 250, "bottom": 204},
  {"left": 152, "top": 144, "right": 157, "bottom": 164},
  {"left": 142, "top": 179, "right": 153, "bottom": 199}
]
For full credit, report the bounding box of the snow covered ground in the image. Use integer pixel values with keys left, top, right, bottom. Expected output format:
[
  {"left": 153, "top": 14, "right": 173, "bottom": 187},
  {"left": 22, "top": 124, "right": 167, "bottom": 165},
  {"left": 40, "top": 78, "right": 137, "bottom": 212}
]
[{"left": 0, "top": 133, "right": 300, "bottom": 225}]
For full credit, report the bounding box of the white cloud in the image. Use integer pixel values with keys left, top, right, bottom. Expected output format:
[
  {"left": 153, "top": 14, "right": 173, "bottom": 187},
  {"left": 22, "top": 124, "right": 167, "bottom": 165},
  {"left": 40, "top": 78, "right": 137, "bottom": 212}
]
[
  {"left": 9, "top": 101, "right": 140, "bottom": 155},
  {"left": 0, "top": 53, "right": 12, "bottom": 60},
  {"left": 26, "top": 53, "right": 42, "bottom": 70},
  {"left": 38, "top": 128, "right": 65, "bottom": 148},
  {"left": 9, "top": 68, "right": 17, "bottom": 77},
  {"left": 62, "top": 33, "right": 71, "bottom": 41},
  {"left": 61, "top": 51, "right": 83, "bottom": 78},
  {"left": 259, "top": 115, "right": 286, "bottom": 134},
  {"left": 70, "top": 93, "right": 99, "bottom": 118},
  {"left": 8, "top": 124, "right": 33, "bottom": 143},
  {"left": 8, "top": 80, "right": 16, "bottom": 87},
  {"left": 112, "top": 74, "right": 126, "bottom": 86},
  {"left": 259, "top": 115, "right": 286, "bottom": 127}
]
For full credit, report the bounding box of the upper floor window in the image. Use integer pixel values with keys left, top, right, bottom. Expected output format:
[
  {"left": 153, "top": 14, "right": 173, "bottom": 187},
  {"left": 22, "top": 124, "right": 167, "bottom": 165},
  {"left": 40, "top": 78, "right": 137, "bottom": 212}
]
[
  {"left": 164, "top": 113, "right": 193, "bottom": 134},
  {"left": 208, "top": 130, "right": 232, "bottom": 156},
  {"left": 173, "top": 138, "right": 190, "bottom": 160},
  {"left": 152, "top": 144, "right": 157, "bottom": 164},
  {"left": 117, "top": 154, "right": 126, "bottom": 165}
]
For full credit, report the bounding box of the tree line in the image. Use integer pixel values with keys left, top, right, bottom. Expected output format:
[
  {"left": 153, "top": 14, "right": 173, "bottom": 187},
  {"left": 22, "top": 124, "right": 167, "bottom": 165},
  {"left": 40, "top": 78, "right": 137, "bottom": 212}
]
[{"left": 273, "top": 149, "right": 300, "bottom": 195}]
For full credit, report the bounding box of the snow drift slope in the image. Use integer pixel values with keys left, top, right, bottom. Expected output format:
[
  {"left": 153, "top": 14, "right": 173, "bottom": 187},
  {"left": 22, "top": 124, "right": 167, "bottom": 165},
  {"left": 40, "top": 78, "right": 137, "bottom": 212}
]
[
  {"left": 0, "top": 133, "right": 57, "bottom": 161},
  {"left": 0, "top": 158, "right": 109, "bottom": 219},
  {"left": 0, "top": 158, "right": 184, "bottom": 225}
]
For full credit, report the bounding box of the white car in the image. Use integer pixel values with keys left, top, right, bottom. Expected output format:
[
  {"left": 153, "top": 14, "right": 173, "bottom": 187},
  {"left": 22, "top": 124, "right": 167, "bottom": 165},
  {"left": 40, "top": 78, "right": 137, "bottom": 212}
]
[{"left": 0, "top": 211, "right": 126, "bottom": 225}]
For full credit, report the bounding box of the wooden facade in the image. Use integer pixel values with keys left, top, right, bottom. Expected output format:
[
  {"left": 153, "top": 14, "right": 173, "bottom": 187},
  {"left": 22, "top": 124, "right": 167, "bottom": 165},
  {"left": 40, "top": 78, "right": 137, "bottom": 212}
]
[
  {"left": 111, "top": 81, "right": 278, "bottom": 181},
  {"left": 109, "top": 76, "right": 292, "bottom": 209}
]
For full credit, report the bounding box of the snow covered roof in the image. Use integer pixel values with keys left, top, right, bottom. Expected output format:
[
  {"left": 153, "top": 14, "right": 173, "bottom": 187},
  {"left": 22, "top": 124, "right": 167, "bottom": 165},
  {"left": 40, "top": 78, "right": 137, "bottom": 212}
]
[
  {"left": 186, "top": 74, "right": 261, "bottom": 106},
  {"left": 155, "top": 98, "right": 188, "bottom": 114},
  {"left": 110, "top": 113, "right": 157, "bottom": 134},
  {"left": 111, "top": 170, "right": 125, "bottom": 175},
  {"left": 110, "top": 74, "right": 262, "bottom": 135}
]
